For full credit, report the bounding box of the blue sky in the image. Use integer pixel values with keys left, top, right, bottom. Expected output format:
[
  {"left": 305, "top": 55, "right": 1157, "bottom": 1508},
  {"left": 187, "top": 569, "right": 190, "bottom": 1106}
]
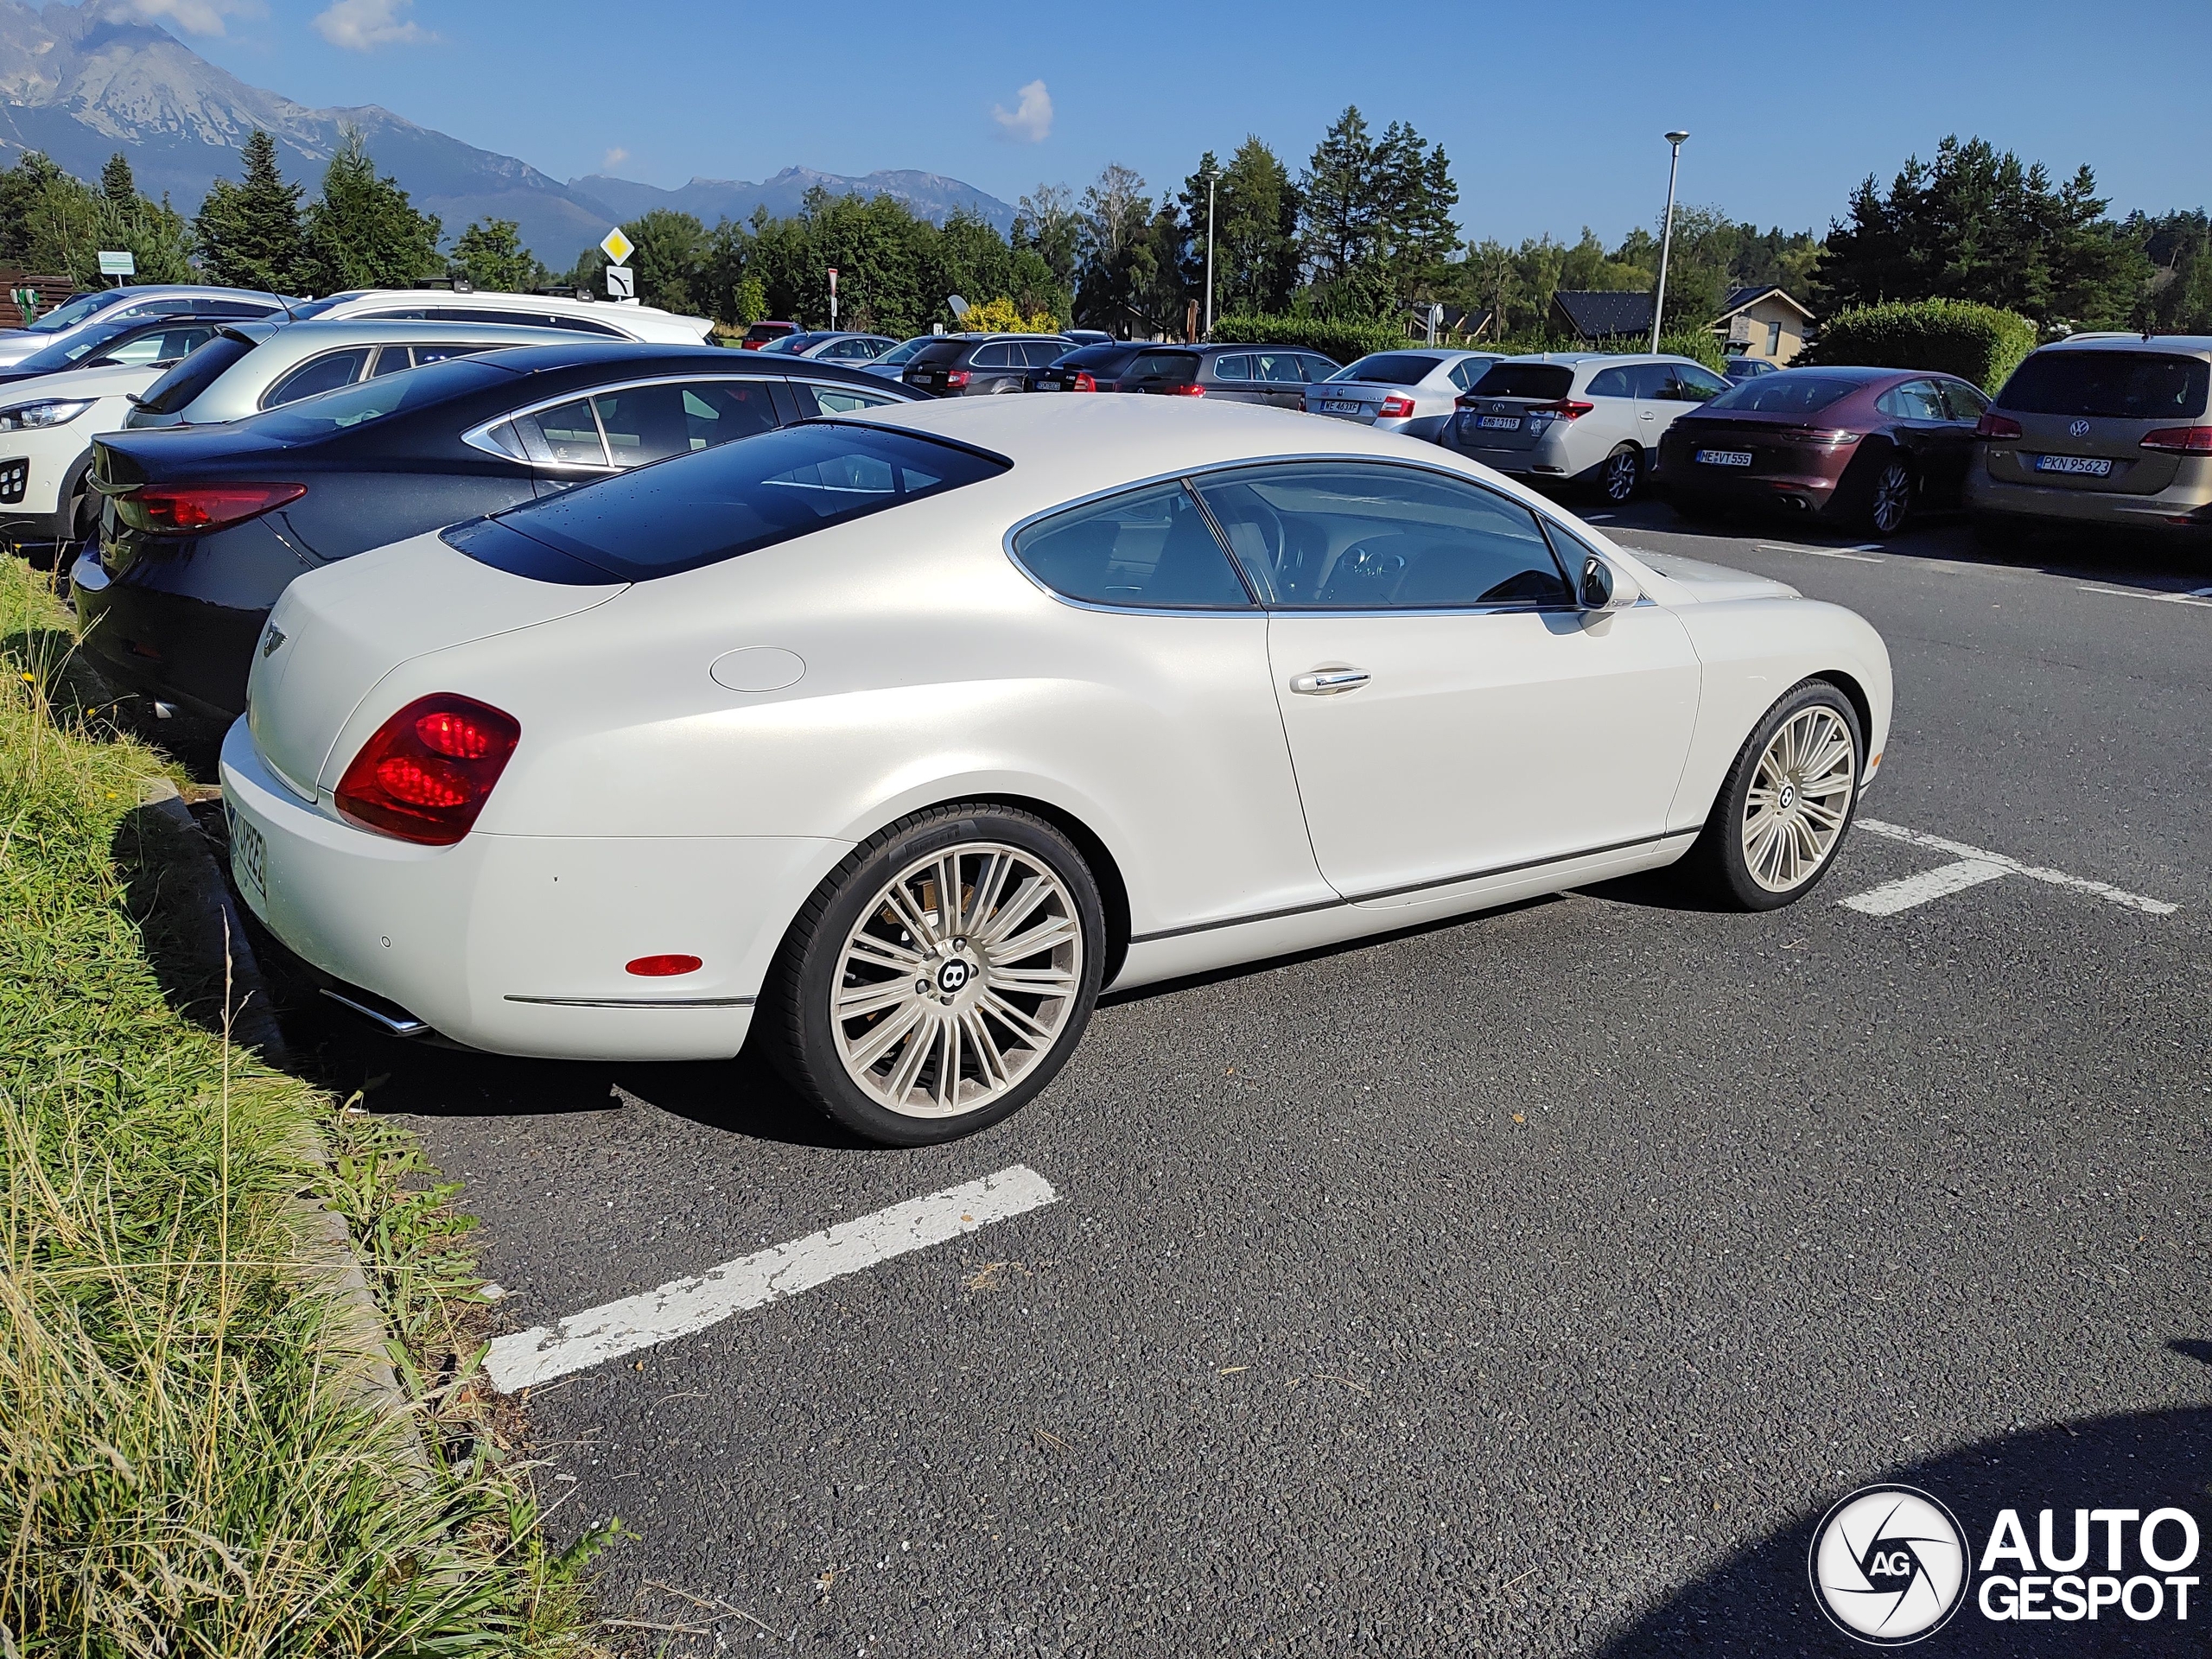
[{"left": 170, "top": 0, "right": 2211, "bottom": 242}]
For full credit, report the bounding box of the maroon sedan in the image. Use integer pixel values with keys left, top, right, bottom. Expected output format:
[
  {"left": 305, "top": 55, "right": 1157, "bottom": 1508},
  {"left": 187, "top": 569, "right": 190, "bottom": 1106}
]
[{"left": 1659, "top": 365, "right": 1990, "bottom": 536}]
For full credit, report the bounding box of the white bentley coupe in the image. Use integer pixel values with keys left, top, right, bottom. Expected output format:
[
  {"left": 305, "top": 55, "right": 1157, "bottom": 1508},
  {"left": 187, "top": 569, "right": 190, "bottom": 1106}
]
[{"left": 221, "top": 396, "right": 1891, "bottom": 1144}]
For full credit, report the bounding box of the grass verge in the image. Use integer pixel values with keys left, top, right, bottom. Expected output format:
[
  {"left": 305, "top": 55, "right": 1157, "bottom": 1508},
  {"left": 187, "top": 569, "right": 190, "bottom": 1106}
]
[{"left": 0, "top": 558, "right": 613, "bottom": 1654}]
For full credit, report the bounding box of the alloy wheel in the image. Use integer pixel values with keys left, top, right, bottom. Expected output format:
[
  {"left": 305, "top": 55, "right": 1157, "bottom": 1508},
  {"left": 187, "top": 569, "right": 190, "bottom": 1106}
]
[
  {"left": 1869, "top": 461, "right": 1911, "bottom": 534},
  {"left": 1740, "top": 706, "right": 1856, "bottom": 893},
  {"left": 1603, "top": 447, "right": 1641, "bottom": 503},
  {"left": 830, "top": 842, "right": 1084, "bottom": 1118}
]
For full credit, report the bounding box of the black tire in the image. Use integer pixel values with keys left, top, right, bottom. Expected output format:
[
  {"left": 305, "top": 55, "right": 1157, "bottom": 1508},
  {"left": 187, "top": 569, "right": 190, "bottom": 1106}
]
[
  {"left": 759, "top": 802, "right": 1106, "bottom": 1146},
  {"left": 1596, "top": 442, "right": 1643, "bottom": 505},
  {"left": 1838, "top": 449, "right": 1913, "bottom": 537},
  {"left": 1683, "top": 679, "right": 1864, "bottom": 912}
]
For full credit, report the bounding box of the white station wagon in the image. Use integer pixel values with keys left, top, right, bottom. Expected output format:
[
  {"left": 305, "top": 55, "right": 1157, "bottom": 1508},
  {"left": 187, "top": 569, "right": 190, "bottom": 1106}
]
[{"left": 224, "top": 397, "right": 1891, "bottom": 1144}]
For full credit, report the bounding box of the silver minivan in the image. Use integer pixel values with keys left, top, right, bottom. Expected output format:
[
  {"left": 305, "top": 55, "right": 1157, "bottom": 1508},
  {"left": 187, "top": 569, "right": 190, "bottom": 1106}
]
[{"left": 1444, "top": 353, "right": 1731, "bottom": 504}]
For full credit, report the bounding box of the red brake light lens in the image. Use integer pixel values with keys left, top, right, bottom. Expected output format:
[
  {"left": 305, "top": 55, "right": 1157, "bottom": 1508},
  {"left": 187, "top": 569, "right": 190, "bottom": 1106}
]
[
  {"left": 114, "top": 482, "right": 305, "bottom": 535},
  {"left": 944, "top": 370, "right": 969, "bottom": 388},
  {"left": 1072, "top": 371, "right": 1096, "bottom": 393},
  {"left": 1170, "top": 382, "right": 1206, "bottom": 397},
  {"left": 1975, "top": 411, "right": 2024, "bottom": 440},
  {"left": 626, "top": 954, "right": 703, "bottom": 977},
  {"left": 1529, "top": 399, "right": 1596, "bottom": 420},
  {"left": 334, "top": 694, "right": 521, "bottom": 845},
  {"left": 2141, "top": 424, "right": 2212, "bottom": 454},
  {"left": 1376, "top": 394, "right": 1416, "bottom": 418}
]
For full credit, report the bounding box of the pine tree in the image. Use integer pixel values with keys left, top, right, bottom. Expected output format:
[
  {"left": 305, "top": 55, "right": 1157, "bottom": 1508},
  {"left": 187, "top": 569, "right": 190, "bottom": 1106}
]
[
  {"left": 100, "top": 152, "right": 136, "bottom": 205},
  {"left": 194, "top": 131, "right": 306, "bottom": 292},
  {"left": 450, "top": 218, "right": 548, "bottom": 292},
  {"left": 298, "top": 128, "right": 442, "bottom": 296}
]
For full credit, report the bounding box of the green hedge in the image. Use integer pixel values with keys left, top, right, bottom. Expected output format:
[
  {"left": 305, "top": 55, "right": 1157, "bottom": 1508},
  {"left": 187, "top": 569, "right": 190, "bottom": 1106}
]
[
  {"left": 1804, "top": 299, "right": 2037, "bottom": 393},
  {"left": 1206, "top": 313, "right": 1403, "bottom": 366}
]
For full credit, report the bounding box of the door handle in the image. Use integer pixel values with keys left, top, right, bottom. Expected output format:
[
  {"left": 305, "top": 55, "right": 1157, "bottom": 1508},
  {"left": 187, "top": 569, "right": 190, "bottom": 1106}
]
[{"left": 1289, "top": 667, "right": 1370, "bottom": 696}]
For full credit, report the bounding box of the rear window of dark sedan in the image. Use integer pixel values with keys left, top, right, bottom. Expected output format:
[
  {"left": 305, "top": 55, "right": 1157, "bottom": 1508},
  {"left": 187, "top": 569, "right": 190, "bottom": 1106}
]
[
  {"left": 1996, "top": 350, "right": 2209, "bottom": 421},
  {"left": 1466, "top": 364, "right": 1574, "bottom": 400},
  {"left": 445, "top": 421, "right": 1010, "bottom": 583},
  {"left": 1704, "top": 374, "right": 1866, "bottom": 414},
  {"left": 1124, "top": 350, "right": 1200, "bottom": 380}
]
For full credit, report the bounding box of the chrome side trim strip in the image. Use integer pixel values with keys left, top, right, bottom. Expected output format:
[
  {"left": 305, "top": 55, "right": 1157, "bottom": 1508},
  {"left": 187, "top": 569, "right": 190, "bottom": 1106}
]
[{"left": 503, "top": 994, "right": 757, "bottom": 1008}]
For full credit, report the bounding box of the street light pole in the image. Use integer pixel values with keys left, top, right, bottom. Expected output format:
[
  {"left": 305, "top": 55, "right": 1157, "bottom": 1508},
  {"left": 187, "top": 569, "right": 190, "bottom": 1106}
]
[
  {"left": 1203, "top": 164, "right": 1217, "bottom": 339},
  {"left": 1650, "top": 130, "right": 1689, "bottom": 354}
]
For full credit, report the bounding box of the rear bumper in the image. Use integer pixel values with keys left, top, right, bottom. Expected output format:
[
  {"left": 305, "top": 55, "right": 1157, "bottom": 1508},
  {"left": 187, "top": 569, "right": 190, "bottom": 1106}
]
[
  {"left": 1966, "top": 467, "right": 2212, "bottom": 531},
  {"left": 220, "top": 718, "right": 846, "bottom": 1062},
  {"left": 74, "top": 554, "right": 268, "bottom": 721}
]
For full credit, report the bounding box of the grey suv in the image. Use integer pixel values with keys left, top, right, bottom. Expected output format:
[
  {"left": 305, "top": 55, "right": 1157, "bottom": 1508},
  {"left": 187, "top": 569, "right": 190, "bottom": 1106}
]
[{"left": 1965, "top": 335, "right": 2212, "bottom": 544}]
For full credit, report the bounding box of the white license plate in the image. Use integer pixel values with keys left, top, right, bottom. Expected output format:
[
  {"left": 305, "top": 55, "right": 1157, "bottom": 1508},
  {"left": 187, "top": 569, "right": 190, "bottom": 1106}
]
[
  {"left": 2035, "top": 454, "right": 2112, "bottom": 476},
  {"left": 226, "top": 802, "right": 266, "bottom": 904},
  {"left": 1696, "top": 448, "right": 1754, "bottom": 467},
  {"left": 1478, "top": 415, "right": 1522, "bottom": 430},
  {"left": 1321, "top": 400, "right": 1364, "bottom": 416}
]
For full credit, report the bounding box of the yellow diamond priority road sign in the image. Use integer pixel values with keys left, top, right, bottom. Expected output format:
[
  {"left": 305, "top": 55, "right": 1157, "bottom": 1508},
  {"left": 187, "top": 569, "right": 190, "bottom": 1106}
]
[{"left": 600, "top": 227, "right": 634, "bottom": 265}]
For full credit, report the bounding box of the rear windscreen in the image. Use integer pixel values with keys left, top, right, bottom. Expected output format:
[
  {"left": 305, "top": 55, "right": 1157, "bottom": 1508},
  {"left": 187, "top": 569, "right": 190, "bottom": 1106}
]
[
  {"left": 1124, "top": 351, "right": 1200, "bottom": 380},
  {"left": 1466, "top": 364, "right": 1575, "bottom": 400},
  {"left": 1705, "top": 375, "right": 1864, "bottom": 414},
  {"left": 133, "top": 333, "right": 257, "bottom": 416},
  {"left": 1332, "top": 353, "right": 1444, "bottom": 385},
  {"left": 1997, "top": 351, "right": 2210, "bottom": 420},
  {"left": 909, "top": 340, "right": 969, "bottom": 366},
  {"left": 445, "top": 421, "right": 1010, "bottom": 583}
]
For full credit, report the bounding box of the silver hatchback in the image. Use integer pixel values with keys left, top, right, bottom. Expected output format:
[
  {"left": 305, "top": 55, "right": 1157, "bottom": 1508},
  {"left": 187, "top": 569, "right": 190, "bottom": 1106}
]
[
  {"left": 1304, "top": 349, "right": 1503, "bottom": 442},
  {"left": 1445, "top": 353, "right": 1731, "bottom": 505}
]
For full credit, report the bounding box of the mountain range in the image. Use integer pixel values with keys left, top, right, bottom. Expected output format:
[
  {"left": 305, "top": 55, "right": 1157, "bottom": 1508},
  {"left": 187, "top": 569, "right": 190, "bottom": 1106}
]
[{"left": 0, "top": 0, "right": 1016, "bottom": 271}]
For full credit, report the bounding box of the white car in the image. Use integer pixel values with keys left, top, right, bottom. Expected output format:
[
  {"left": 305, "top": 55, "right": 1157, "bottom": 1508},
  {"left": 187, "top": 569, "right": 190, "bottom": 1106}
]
[
  {"left": 1444, "top": 353, "right": 1733, "bottom": 505},
  {"left": 290, "top": 288, "right": 713, "bottom": 346},
  {"left": 0, "top": 284, "right": 288, "bottom": 368},
  {"left": 1304, "top": 349, "right": 1505, "bottom": 441},
  {"left": 223, "top": 397, "right": 1891, "bottom": 1146}
]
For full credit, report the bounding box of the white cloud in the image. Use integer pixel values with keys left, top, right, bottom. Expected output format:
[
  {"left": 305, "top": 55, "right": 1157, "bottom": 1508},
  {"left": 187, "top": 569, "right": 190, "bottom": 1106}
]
[
  {"left": 314, "top": 0, "right": 433, "bottom": 49},
  {"left": 990, "top": 79, "right": 1052, "bottom": 143},
  {"left": 601, "top": 147, "right": 629, "bottom": 172},
  {"left": 118, "top": 0, "right": 264, "bottom": 35}
]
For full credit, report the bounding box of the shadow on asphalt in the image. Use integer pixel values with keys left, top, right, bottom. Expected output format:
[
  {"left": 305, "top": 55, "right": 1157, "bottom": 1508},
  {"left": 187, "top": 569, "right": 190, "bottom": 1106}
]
[{"left": 1598, "top": 1402, "right": 2212, "bottom": 1657}]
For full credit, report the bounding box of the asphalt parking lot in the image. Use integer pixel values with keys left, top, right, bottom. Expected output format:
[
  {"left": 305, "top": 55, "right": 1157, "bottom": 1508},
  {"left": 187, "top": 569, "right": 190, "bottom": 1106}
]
[{"left": 266, "top": 504, "right": 2212, "bottom": 1656}]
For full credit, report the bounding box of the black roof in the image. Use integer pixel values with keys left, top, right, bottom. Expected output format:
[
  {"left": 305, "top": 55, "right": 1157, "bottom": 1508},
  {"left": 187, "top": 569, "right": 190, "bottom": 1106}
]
[{"left": 1551, "top": 289, "right": 1656, "bottom": 340}]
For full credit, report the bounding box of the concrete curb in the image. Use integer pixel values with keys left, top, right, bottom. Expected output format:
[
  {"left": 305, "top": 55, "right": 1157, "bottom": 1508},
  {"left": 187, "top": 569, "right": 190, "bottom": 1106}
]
[{"left": 139, "top": 778, "right": 432, "bottom": 1475}]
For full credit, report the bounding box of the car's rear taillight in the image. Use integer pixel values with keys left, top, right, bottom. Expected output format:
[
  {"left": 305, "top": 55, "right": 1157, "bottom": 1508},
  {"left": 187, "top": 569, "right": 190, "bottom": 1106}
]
[
  {"left": 2140, "top": 424, "right": 2212, "bottom": 454},
  {"left": 1529, "top": 399, "right": 1595, "bottom": 421},
  {"left": 944, "top": 370, "right": 969, "bottom": 388},
  {"left": 112, "top": 482, "right": 305, "bottom": 535},
  {"left": 334, "top": 694, "right": 522, "bottom": 846},
  {"left": 1168, "top": 382, "right": 1206, "bottom": 397},
  {"left": 1975, "top": 411, "right": 2024, "bottom": 440},
  {"left": 1073, "top": 371, "right": 1096, "bottom": 393},
  {"left": 1376, "top": 394, "right": 1416, "bottom": 418}
]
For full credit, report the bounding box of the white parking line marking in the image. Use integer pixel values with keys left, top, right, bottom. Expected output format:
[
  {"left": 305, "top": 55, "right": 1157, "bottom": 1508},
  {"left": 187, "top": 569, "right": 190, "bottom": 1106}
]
[
  {"left": 1840, "top": 857, "right": 2010, "bottom": 915},
  {"left": 1854, "top": 819, "right": 2178, "bottom": 916},
  {"left": 1755, "top": 541, "right": 1885, "bottom": 563},
  {"left": 2076, "top": 582, "right": 2212, "bottom": 609},
  {"left": 484, "top": 1165, "right": 1059, "bottom": 1392}
]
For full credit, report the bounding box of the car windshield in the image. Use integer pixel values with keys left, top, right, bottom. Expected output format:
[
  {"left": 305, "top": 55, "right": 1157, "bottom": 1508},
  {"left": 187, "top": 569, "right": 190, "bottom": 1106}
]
[
  {"left": 1330, "top": 353, "right": 1444, "bottom": 385},
  {"left": 247, "top": 356, "right": 515, "bottom": 440},
  {"left": 447, "top": 422, "right": 1009, "bottom": 582},
  {"left": 133, "top": 333, "right": 257, "bottom": 416},
  {"left": 10, "top": 315, "right": 149, "bottom": 373},
  {"left": 1704, "top": 374, "right": 1865, "bottom": 414},
  {"left": 874, "top": 337, "right": 931, "bottom": 366},
  {"left": 1466, "top": 363, "right": 1575, "bottom": 400},
  {"left": 1997, "top": 350, "right": 2210, "bottom": 420},
  {"left": 22, "top": 290, "right": 125, "bottom": 334}
]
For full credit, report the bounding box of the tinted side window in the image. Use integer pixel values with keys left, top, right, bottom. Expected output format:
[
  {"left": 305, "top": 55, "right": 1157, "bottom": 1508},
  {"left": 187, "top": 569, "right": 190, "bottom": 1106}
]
[
  {"left": 514, "top": 397, "right": 609, "bottom": 467},
  {"left": 970, "top": 344, "right": 1015, "bottom": 369},
  {"left": 1586, "top": 365, "right": 1634, "bottom": 399},
  {"left": 1012, "top": 481, "right": 1253, "bottom": 610},
  {"left": 1940, "top": 380, "right": 1989, "bottom": 422},
  {"left": 1626, "top": 362, "right": 1678, "bottom": 400},
  {"left": 1255, "top": 353, "right": 1304, "bottom": 384},
  {"left": 426, "top": 305, "right": 623, "bottom": 338},
  {"left": 411, "top": 342, "right": 490, "bottom": 368},
  {"left": 365, "top": 346, "right": 413, "bottom": 379},
  {"left": 1020, "top": 341, "right": 1066, "bottom": 368},
  {"left": 1877, "top": 379, "right": 1948, "bottom": 421},
  {"left": 1675, "top": 364, "right": 1729, "bottom": 401},
  {"left": 1193, "top": 462, "right": 1572, "bottom": 610},
  {"left": 797, "top": 380, "right": 903, "bottom": 416},
  {"left": 593, "top": 379, "right": 781, "bottom": 467},
  {"left": 262, "top": 347, "right": 373, "bottom": 408},
  {"left": 1298, "top": 355, "right": 1339, "bottom": 382},
  {"left": 1213, "top": 355, "right": 1251, "bottom": 380}
]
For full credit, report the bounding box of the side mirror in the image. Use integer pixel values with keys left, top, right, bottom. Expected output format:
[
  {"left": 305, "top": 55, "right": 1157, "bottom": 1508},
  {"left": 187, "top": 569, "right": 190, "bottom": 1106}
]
[{"left": 1580, "top": 553, "right": 1642, "bottom": 612}]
